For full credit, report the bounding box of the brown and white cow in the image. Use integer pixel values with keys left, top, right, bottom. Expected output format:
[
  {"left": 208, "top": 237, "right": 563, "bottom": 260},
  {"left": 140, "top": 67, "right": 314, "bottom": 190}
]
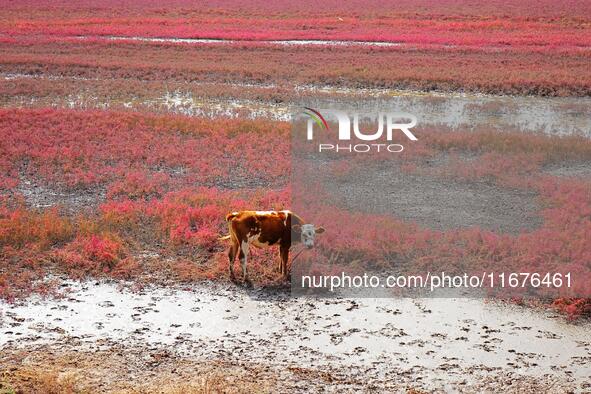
[{"left": 221, "top": 210, "right": 324, "bottom": 285}]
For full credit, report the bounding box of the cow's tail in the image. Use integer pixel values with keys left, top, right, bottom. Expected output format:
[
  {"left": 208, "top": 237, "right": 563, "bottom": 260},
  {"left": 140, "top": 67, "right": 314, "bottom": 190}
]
[
  {"left": 225, "top": 212, "right": 238, "bottom": 222},
  {"left": 220, "top": 212, "right": 238, "bottom": 241}
]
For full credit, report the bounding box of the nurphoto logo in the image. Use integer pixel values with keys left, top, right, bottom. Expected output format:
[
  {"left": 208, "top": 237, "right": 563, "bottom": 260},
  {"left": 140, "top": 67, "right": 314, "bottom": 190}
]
[{"left": 302, "top": 107, "right": 418, "bottom": 153}]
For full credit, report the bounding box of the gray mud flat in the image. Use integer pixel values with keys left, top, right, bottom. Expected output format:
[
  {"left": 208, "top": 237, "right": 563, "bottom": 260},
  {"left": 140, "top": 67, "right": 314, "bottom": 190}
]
[
  {"left": 544, "top": 161, "right": 591, "bottom": 179},
  {"left": 16, "top": 175, "right": 106, "bottom": 211},
  {"left": 1, "top": 281, "right": 590, "bottom": 392},
  {"left": 326, "top": 162, "right": 542, "bottom": 234}
]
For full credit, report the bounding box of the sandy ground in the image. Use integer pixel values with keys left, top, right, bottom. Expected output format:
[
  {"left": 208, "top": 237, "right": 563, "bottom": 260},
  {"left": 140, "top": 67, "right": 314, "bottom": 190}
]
[{"left": 1, "top": 280, "right": 590, "bottom": 392}]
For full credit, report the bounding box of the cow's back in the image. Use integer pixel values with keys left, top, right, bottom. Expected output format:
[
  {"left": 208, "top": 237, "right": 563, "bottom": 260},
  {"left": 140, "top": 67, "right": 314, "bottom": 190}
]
[{"left": 227, "top": 210, "right": 298, "bottom": 247}]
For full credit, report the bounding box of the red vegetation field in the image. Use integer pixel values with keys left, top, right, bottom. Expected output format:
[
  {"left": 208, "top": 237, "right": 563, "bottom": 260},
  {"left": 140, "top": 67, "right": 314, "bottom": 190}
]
[
  {"left": 0, "top": 109, "right": 287, "bottom": 190},
  {"left": 0, "top": 109, "right": 289, "bottom": 298},
  {"left": 2, "top": 38, "right": 590, "bottom": 96},
  {"left": 0, "top": 108, "right": 590, "bottom": 317},
  {"left": 0, "top": 0, "right": 589, "bottom": 319},
  {"left": 1, "top": 0, "right": 591, "bottom": 96},
  {"left": 295, "top": 128, "right": 591, "bottom": 311},
  {"left": 2, "top": 0, "right": 591, "bottom": 48}
]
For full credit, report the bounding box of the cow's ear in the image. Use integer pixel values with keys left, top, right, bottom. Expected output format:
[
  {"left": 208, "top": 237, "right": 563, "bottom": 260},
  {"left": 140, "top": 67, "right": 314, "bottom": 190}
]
[
  {"left": 292, "top": 224, "right": 301, "bottom": 232},
  {"left": 315, "top": 226, "right": 325, "bottom": 234}
]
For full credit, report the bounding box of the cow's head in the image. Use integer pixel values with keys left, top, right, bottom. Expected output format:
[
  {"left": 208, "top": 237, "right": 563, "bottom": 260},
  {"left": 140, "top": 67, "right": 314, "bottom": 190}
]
[{"left": 293, "top": 224, "right": 325, "bottom": 249}]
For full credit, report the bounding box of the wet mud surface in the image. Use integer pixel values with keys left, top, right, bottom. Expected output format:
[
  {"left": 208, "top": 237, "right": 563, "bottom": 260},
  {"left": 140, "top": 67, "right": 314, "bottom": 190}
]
[
  {"left": 1, "top": 280, "right": 590, "bottom": 392},
  {"left": 3, "top": 73, "right": 591, "bottom": 137}
]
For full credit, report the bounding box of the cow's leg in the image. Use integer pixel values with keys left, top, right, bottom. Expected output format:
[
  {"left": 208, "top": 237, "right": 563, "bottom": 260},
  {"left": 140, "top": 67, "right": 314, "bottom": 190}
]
[
  {"left": 280, "top": 244, "right": 290, "bottom": 282},
  {"left": 228, "top": 240, "right": 239, "bottom": 282},
  {"left": 240, "top": 241, "right": 252, "bottom": 287},
  {"left": 276, "top": 251, "right": 283, "bottom": 273}
]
